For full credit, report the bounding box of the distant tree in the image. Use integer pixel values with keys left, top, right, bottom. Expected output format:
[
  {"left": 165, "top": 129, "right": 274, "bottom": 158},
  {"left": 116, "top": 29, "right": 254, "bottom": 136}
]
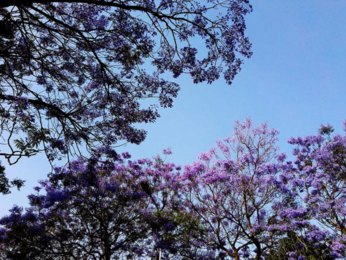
[
  {"left": 179, "top": 118, "right": 309, "bottom": 260},
  {"left": 0, "top": 0, "right": 252, "bottom": 165},
  {"left": 285, "top": 123, "right": 346, "bottom": 259},
  {"left": 0, "top": 153, "right": 150, "bottom": 259}
]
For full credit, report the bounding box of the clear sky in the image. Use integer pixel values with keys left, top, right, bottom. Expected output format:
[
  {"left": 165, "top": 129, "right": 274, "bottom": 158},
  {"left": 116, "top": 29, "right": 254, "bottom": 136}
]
[{"left": 1, "top": 0, "right": 346, "bottom": 215}]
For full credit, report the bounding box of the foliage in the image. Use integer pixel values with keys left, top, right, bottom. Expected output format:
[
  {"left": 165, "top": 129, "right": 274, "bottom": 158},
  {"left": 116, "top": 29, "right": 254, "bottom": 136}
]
[
  {"left": 0, "top": 162, "right": 24, "bottom": 195},
  {"left": 265, "top": 231, "right": 335, "bottom": 260},
  {"left": 0, "top": 0, "right": 252, "bottom": 164}
]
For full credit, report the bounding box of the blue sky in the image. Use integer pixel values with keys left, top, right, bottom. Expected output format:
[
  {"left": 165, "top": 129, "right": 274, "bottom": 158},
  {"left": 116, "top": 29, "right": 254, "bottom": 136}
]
[{"left": 1, "top": 0, "right": 346, "bottom": 214}]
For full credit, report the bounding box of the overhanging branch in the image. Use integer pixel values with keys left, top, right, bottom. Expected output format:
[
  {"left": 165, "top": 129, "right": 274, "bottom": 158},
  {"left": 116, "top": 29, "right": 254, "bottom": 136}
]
[
  {"left": 0, "top": 93, "right": 69, "bottom": 117},
  {"left": 1, "top": 0, "right": 156, "bottom": 11}
]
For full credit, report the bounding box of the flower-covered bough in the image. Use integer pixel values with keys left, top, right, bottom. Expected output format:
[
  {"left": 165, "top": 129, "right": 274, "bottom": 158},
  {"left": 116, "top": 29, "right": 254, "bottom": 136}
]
[{"left": 0, "top": 0, "right": 252, "bottom": 165}]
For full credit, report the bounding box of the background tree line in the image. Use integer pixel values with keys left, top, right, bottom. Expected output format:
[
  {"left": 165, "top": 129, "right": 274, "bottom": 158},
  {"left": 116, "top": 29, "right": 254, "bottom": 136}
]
[{"left": 1, "top": 118, "right": 346, "bottom": 259}]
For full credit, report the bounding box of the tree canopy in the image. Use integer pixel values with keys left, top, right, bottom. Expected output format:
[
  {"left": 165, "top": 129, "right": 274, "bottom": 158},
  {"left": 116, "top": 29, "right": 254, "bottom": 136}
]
[{"left": 0, "top": 0, "right": 252, "bottom": 165}]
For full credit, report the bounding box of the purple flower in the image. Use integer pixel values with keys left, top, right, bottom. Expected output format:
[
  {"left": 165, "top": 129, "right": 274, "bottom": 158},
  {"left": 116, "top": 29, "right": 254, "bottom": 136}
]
[
  {"left": 162, "top": 147, "right": 172, "bottom": 155},
  {"left": 121, "top": 152, "right": 131, "bottom": 159}
]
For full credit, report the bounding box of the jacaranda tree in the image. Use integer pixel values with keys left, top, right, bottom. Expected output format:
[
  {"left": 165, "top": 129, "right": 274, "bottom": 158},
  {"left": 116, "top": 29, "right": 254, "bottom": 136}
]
[
  {"left": 0, "top": 0, "right": 252, "bottom": 165},
  {"left": 0, "top": 153, "right": 151, "bottom": 259},
  {"left": 179, "top": 118, "right": 297, "bottom": 260},
  {"left": 284, "top": 123, "right": 346, "bottom": 259}
]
